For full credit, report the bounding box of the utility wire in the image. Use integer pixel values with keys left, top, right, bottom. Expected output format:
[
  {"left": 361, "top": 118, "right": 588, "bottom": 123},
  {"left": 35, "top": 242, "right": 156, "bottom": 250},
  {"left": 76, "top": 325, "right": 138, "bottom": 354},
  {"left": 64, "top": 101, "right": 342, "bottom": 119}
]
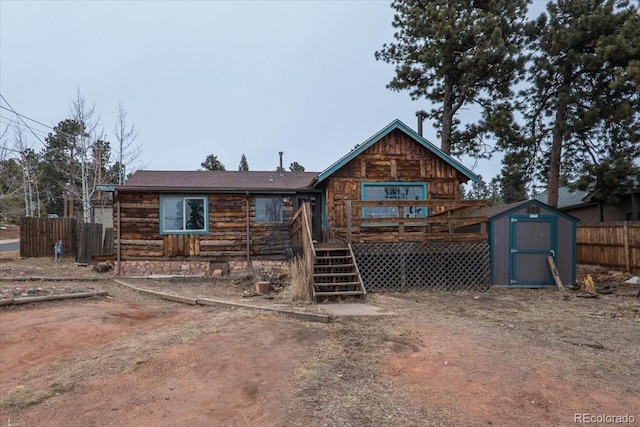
[
  {"left": 0, "top": 115, "right": 50, "bottom": 138},
  {"left": 0, "top": 104, "right": 54, "bottom": 132},
  {"left": 0, "top": 97, "right": 98, "bottom": 146},
  {"left": 0, "top": 94, "right": 46, "bottom": 147}
]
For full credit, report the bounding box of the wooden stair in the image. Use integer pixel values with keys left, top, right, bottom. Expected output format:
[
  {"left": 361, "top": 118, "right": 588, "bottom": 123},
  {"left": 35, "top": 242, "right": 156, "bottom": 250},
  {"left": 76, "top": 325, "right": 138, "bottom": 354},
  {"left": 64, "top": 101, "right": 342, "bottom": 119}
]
[{"left": 313, "top": 243, "right": 366, "bottom": 302}]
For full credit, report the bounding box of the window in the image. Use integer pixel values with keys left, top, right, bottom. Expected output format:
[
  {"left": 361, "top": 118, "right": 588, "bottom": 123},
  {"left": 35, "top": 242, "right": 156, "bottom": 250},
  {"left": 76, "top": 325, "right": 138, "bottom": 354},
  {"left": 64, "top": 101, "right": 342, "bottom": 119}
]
[
  {"left": 160, "top": 195, "right": 208, "bottom": 234},
  {"left": 255, "top": 197, "right": 283, "bottom": 222},
  {"left": 362, "top": 183, "right": 426, "bottom": 219}
]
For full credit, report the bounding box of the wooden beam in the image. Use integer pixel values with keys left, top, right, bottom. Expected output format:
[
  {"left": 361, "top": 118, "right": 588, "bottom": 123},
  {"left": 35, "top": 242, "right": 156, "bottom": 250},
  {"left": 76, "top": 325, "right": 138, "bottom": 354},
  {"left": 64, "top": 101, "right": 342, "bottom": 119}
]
[
  {"left": 346, "top": 200, "right": 352, "bottom": 244},
  {"left": 547, "top": 256, "right": 564, "bottom": 291}
]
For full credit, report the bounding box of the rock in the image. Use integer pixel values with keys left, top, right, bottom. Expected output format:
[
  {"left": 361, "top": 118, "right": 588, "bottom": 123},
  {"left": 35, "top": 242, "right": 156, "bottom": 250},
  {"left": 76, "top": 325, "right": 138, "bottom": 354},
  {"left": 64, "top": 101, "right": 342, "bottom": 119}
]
[{"left": 92, "top": 262, "right": 113, "bottom": 273}]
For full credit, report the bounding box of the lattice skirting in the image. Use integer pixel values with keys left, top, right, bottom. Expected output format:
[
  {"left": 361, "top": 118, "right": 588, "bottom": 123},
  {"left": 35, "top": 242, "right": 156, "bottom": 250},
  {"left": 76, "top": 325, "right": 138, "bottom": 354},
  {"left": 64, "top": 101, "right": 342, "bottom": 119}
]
[{"left": 351, "top": 241, "right": 490, "bottom": 292}]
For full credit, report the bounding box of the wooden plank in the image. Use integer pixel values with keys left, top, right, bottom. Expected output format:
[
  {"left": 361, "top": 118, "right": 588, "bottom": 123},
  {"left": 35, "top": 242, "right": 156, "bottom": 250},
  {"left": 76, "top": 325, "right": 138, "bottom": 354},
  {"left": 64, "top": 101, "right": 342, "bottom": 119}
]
[
  {"left": 547, "top": 256, "right": 565, "bottom": 291},
  {"left": 623, "top": 221, "right": 630, "bottom": 273}
]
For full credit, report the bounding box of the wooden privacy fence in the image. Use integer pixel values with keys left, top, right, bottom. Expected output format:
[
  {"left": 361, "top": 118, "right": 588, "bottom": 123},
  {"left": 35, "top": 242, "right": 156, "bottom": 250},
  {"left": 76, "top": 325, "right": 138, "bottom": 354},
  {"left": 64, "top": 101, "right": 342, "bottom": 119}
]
[
  {"left": 20, "top": 217, "right": 114, "bottom": 264},
  {"left": 577, "top": 222, "right": 640, "bottom": 274}
]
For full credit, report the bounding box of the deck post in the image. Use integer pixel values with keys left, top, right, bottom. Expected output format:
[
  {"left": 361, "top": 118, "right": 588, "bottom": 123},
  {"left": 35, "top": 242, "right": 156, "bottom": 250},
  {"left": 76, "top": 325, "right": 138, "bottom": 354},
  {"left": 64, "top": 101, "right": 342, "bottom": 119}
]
[
  {"left": 346, "top": 200, "right": 352, "bottom": 244},
  {"left": 246, "top": 191, "right": 251, "bottom": 271}
]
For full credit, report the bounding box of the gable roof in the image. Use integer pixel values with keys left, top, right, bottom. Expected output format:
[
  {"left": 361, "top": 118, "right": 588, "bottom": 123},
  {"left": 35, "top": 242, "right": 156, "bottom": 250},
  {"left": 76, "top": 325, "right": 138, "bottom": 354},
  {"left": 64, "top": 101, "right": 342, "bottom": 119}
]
[
  {"left": 120, "top": 170, "right": 319, "bottom": 193},
  {"left": 487, "top": 199, "right": 579, "bottom": 222},
  {"left": 532, "top": 187, "right": 590, "bottom": 209},
  {"left": 485, "top": 200, "right": 528, "bottom": 218},
  {"left": 312, "top": 119, "right": 480, "bottom": 186}
]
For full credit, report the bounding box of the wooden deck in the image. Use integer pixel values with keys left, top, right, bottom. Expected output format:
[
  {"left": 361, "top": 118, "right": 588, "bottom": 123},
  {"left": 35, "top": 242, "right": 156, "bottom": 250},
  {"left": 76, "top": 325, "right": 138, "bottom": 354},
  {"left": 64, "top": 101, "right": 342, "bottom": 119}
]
[{"left": 333, "top": 199, "right": 487, "bottom": 244}]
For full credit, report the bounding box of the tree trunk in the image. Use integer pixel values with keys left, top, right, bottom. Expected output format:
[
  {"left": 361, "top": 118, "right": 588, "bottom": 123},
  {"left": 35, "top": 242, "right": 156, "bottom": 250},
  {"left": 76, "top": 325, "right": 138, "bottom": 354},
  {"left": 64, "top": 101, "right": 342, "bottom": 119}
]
[
  {"left": 441, "top": 77, "right": 453, "bottom": 155},
  {"left": 548, "top": 100, "right": 566, "bottom": 209}
]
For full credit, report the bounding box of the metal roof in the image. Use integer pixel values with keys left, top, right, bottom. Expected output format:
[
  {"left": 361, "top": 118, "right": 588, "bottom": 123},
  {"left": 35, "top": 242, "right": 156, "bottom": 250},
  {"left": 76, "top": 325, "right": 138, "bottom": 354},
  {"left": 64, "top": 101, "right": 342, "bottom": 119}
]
[{"left": 532, "top": 187, "right": 590, "bottom": 209}]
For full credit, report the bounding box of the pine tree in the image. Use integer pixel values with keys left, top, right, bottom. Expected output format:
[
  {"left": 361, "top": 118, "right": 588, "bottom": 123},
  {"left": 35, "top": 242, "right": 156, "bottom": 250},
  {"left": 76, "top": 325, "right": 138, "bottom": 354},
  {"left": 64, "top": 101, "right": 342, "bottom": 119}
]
[
  {"left": 523, "top": 0, "right": 640, "bottom": 207},
  {"left": 375, "top": 0, "right": 529, "bottom": 155},
  {"left": 289, "top": 162, "right": 305, "bottom": 172},
  {"left": 201, "top": 154, "right": 226, "bottom": 171},
  {"left": 238, "top": 154, "right": 249, "bottom": 171}
]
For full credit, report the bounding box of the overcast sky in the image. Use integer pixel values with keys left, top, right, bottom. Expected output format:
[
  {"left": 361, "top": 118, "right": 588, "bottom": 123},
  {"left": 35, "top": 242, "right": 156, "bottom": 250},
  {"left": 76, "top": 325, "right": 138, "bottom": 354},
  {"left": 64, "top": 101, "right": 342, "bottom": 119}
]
[{"left": 1, "top": 1, "right": 544, "bottom": 181}]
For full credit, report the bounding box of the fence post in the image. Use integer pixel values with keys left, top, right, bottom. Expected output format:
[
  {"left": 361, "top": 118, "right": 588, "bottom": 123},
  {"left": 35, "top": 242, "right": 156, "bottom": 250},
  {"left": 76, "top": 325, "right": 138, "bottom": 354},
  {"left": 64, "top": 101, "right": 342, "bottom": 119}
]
[{"left": 623, "top": 221, "right": 630, "bottom": 273}]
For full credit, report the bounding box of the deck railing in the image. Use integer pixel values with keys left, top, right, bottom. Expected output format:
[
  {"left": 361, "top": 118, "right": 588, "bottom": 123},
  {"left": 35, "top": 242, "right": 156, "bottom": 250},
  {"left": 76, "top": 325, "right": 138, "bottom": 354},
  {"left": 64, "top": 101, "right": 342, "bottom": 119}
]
[
  {"left": 290, "top": 201, "right": 316, "bottom": 300},
  {"left": 338, "top": 199, "right": 487, "bottom": 243}
]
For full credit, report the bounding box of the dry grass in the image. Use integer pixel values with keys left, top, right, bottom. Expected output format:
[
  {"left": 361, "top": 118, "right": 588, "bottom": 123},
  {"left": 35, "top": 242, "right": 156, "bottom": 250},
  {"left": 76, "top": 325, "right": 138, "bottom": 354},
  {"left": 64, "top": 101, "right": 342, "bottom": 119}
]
[
  {"left": 286, "top": 318, "right": 453, "bottom": 426},
  {"left": 287, "top": 256, "right": 312, "bottom": 302}
]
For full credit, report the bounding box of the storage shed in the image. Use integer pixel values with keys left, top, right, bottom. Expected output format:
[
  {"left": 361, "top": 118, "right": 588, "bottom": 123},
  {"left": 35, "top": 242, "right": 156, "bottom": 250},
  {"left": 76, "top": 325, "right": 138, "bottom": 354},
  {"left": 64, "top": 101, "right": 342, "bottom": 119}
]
[{"left": 487, "top": 199, "right": 578, "bottom": 287}]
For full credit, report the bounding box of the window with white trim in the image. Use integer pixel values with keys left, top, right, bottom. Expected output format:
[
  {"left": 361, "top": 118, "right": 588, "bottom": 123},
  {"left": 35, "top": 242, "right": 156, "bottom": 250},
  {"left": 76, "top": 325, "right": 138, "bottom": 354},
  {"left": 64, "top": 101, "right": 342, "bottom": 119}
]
[
  {"left": 255, "top": 197, "right": 283, "bottom": 222},
  {"left": 160, "top": 195, "right": 208, "bottom": 234}
]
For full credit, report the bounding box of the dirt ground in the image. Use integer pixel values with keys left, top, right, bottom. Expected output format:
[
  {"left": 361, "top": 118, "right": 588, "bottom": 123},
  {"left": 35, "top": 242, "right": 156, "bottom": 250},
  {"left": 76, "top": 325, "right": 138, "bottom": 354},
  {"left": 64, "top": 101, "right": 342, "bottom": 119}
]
[{"left": 1, "top": 254, "right": 639, "bottom": 426}]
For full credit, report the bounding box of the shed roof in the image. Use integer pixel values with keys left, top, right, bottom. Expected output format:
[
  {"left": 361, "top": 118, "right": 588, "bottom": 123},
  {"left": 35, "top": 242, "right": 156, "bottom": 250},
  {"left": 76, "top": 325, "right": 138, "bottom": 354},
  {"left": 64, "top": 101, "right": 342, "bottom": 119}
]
[
  {"left": 312, "top": 119, "right": 480, "bottom": 186},
  {"left": 119, "top": 170, "right": 320, "bottom": 193},
  {"left": 487, "top": 199, "right": 579, "bottom": 222}
]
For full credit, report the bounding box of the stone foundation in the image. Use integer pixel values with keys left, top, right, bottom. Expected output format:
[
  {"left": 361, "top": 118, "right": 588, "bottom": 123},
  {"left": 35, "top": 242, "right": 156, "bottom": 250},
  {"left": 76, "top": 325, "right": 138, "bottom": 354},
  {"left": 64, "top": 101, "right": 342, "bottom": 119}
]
[
  {"left": 118, "top": 259, "right": 287, "bottom": 277},
  {"left": 229, "top": 260, "right": 287, "bottom": 277}
]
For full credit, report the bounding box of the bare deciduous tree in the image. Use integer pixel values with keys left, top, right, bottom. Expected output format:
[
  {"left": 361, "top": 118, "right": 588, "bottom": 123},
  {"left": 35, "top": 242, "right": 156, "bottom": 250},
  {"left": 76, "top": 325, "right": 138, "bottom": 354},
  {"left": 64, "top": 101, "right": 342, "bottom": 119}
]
[
  {"left": 113, "top": 102, "right": 144, "bottom": 184},
  {"left": 69, "top": 89, "right": 103, "bottom": 223}
]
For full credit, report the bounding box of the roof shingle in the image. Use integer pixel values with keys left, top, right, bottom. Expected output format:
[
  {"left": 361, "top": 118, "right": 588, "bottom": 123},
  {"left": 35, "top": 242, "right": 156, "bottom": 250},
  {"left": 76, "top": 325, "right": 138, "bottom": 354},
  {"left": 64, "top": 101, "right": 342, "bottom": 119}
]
[{"left": 121, "top": 170, "right": 319, "bottom": 192}]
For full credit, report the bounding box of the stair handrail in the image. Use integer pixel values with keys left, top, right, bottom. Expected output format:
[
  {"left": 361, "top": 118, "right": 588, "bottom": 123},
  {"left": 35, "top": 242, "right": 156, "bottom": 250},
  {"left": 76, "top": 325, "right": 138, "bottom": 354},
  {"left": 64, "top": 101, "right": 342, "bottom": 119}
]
[
  {"left": 302, "top": 202, "right": 317, "bottom": 301},
  {"left": 348, "top": 243, "right": 366, "bottom": 298},
  {"left": 290, "top": 202, "right": 317, "bottom": 301}
]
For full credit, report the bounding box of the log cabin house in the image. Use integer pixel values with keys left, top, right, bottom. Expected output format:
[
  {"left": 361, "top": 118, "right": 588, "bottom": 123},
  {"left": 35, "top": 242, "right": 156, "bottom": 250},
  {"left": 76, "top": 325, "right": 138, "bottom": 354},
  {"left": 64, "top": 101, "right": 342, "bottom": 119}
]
[{"left": 112, "top": 120, "right": 489, "bottom": 297}]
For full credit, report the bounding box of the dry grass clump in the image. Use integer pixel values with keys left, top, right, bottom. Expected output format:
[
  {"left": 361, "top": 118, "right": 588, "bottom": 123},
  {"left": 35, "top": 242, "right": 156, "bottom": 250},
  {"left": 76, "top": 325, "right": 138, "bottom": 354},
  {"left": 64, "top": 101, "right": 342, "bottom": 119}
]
[{"left": 287, "top": 256, "right": 312, "bottom": 302}]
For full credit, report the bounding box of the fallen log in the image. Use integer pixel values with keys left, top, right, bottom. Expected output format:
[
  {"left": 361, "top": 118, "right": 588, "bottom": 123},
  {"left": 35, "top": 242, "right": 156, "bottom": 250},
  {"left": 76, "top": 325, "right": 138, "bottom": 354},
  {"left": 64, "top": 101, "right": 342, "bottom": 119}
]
[{"left": 10, "top": 291, "right": 108, "bottom": 305}]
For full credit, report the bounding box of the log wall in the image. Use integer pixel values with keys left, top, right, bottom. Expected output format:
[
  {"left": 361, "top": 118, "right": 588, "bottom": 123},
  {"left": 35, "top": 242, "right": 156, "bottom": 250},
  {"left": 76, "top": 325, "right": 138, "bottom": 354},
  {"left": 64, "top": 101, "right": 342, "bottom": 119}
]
[
  {"left": 324, "top": 129, "right": 464, "bottom": 230},
  {"left": 115, "top": 192, "right": 294, "bottom": 262}
]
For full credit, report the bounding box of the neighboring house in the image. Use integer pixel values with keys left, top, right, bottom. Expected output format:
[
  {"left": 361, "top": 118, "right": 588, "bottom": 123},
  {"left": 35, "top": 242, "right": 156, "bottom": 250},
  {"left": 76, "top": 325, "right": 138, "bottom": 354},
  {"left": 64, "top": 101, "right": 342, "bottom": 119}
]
[
  {"left": 533, "top": 186, "right": 640, "bottom": 223},
  {"left": 111, "top": 119, "right": 486, "bottom": 278}
]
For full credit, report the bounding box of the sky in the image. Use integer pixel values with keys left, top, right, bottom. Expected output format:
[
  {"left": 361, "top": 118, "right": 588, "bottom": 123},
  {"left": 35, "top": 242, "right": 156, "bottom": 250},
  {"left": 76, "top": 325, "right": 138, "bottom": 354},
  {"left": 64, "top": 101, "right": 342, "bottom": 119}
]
[{"left": 0, "top": 1, "right": 546, "bottom": 182}]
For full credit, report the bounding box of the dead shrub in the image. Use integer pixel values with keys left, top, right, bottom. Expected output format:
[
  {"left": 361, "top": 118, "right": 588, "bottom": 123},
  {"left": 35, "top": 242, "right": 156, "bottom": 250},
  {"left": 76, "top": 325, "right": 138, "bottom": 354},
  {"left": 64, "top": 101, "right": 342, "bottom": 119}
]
[{"left": 287, "top": 256, "right": 312, "bottom": 302}]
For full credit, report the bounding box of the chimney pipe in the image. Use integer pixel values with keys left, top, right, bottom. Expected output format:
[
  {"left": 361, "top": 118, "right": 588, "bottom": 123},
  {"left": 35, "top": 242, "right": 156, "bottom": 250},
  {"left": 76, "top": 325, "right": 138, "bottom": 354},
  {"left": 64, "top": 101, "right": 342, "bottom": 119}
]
[
  {"left": 279, "top": 151, "right": 283, "bottom": 173},
  {"left": 416, "top": 110, "right": 427, "bottom": 136}
]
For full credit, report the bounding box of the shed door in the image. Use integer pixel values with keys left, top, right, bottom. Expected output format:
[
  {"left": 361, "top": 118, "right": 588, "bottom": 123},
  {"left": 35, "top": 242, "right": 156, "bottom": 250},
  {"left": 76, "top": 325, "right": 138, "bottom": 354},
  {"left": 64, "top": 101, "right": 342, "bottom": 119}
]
[{"left": 509, "top": 216, "right": 556, "bottom": 287}]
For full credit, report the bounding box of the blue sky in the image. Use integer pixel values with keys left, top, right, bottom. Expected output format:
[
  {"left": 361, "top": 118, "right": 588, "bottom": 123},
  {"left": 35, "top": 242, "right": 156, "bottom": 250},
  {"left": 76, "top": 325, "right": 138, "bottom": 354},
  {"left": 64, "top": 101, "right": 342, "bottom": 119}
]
[{"left": 0, "top": 1, "right": 545, "bottom": 181}]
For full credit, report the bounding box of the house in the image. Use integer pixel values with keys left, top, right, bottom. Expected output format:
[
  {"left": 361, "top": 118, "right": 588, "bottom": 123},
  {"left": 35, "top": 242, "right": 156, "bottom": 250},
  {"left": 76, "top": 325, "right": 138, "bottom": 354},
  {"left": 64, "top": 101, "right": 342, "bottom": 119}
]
[
  {"left": 113, "top": 170, "right": 321, "bottom": 276},
  {"left": 112, "top": 119, "right": 489, "bottom": 294},
  {"left": 533, "top": 186, "right": 640, "bottom": 223}
]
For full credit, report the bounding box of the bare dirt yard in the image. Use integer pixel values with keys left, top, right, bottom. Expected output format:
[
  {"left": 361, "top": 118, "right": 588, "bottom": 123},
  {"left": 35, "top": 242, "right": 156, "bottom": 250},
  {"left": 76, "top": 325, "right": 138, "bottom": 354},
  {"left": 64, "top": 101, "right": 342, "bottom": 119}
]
[{"left": 1, "top": 254, "right": 639, "bottom": 426}]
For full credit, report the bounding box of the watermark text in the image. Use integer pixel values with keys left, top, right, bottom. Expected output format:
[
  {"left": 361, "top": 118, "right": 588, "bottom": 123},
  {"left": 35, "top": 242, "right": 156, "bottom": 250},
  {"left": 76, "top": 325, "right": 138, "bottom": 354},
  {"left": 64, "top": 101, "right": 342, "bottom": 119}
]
[{"left": 574, "top": 413, "right": 637, "bottom": 424}]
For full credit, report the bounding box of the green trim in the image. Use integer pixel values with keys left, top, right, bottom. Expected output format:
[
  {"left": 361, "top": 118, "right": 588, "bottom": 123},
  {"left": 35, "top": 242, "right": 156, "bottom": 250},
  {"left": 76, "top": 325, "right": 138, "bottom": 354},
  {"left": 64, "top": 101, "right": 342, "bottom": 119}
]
[
  {"left": 97, "top": 184, "right": 116, "bottom": 192},
  {"left": 314, "top": 119, "right": 479, "bottom": 186},
  {"left": 488, "top": 199, "right": 580, "bottom": 223},
  {"left": 159, "top": 194, "right": 209, "bottom": 235},
  {"left": 508, "top": 215, "right": 557, "bottom": 286},
  {"left": 360, "top": 182, "right": 428, "bottom": 221}
]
